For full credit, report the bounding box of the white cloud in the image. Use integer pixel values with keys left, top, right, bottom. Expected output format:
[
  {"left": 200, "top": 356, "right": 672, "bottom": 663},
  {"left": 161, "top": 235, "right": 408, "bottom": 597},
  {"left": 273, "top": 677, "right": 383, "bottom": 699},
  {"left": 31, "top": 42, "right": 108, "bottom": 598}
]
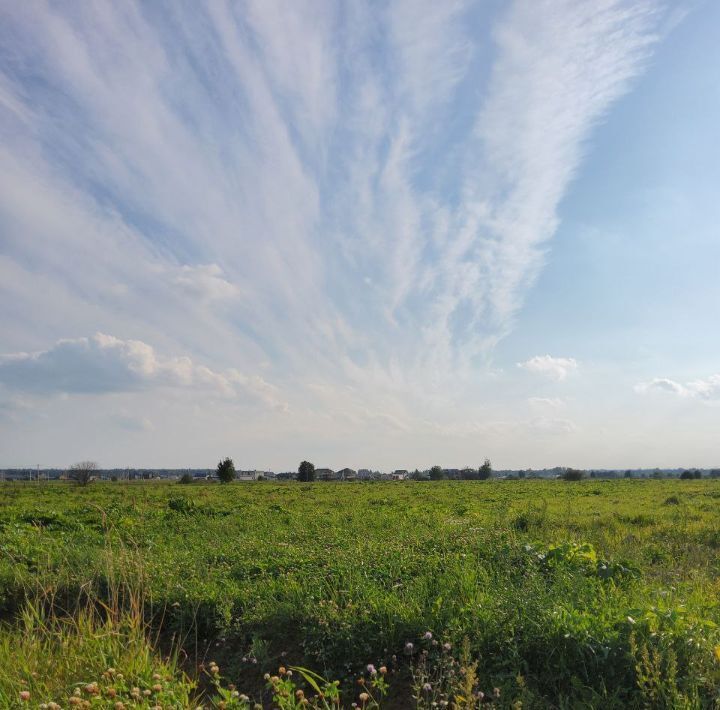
[
  {"left": 0, "top": 333, "right": 288, "bottom": 410},
  {"left": 635, "top": 375, "right": 720, "bottom": 400},
  {"left": 517, "top": 355, "right": 578, "bottom": 381},
  {"left": 171, "top": 264, "right": 239, "bottom": 302}
]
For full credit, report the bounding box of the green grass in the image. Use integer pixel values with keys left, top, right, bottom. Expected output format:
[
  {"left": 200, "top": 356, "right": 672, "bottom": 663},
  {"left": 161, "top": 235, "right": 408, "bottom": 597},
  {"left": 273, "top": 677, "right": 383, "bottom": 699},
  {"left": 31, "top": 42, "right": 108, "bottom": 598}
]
[{"left": 1, "top": 479, "right": 719, "bottom": 707}]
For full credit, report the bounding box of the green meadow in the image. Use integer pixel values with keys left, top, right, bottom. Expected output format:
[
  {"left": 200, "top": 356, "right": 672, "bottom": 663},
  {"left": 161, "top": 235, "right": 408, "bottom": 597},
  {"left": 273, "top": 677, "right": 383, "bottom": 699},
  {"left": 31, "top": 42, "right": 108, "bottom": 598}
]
[{"left": 1, "top": 479, "right": 719, "bottom": 708}]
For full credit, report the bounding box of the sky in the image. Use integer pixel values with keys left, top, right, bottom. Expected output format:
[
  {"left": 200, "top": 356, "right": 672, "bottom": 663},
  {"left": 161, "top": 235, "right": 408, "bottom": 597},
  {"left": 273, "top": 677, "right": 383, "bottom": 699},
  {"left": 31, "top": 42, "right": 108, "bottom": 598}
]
[{"left": 1, "top": 0, "right": 719, "bottom": 471}]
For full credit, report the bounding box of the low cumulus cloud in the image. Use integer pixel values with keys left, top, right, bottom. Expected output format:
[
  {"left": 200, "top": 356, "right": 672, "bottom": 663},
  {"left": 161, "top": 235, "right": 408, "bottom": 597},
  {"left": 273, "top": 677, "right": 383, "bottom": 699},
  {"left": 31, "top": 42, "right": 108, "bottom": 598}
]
[
  {"left": 517, "top": 355, "right": 578, "bottom": 381},
  {"left": 0, "top": 333, "right": 288, "bottom": 410},
  {"left": 635, "top": 375, "right": 720, "bottom": 400}
]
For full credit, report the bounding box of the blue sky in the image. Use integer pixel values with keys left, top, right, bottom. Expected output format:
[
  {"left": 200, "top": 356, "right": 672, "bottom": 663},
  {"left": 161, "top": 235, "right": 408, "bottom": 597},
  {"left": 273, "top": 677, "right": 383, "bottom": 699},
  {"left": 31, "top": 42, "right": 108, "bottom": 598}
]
[{"left": 1, "top": 0, "right": 718, "bottom": 470}]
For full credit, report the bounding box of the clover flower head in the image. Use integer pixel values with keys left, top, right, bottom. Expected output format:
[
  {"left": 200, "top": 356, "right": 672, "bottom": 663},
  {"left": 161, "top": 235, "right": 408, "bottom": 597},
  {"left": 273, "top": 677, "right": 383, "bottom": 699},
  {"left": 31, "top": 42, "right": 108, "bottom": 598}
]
[
  {"left": 423, "top": 683, "right": 432, "bottom": 692},
  {"left": 423, "top": 631, "right": 433, "bottom": 640}
]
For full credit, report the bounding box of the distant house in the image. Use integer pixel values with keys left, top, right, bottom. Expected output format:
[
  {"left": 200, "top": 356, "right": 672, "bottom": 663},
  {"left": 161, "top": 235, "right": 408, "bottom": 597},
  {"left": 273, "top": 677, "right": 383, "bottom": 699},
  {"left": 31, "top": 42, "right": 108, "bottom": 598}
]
[
  {"left": 237, "top": 470, "right": 263, "bottom": 481},
  {"left": 357, "top": 469, "right": 373, "bottom": 479},
  {"left": 315, "top": 468, "right": 335, "bottom": 480},
  {"left": 337, "top": 468, "right": 357, "bottom": 481},
  {"left": 391, "top": 470, "right": 408, "bottom": 480}
]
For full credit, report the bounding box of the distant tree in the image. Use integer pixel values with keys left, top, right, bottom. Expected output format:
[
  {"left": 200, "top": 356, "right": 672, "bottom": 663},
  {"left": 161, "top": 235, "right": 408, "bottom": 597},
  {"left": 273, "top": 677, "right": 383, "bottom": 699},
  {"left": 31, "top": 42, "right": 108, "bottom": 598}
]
[
  {"left": 298, "top": 460, "right": 316, "bottom": 482},
  {"left": 68, "top": 461, "right": 98, "bottom": 486},
  {"left": 478, "top": 458, "right": 493, "bottom": 480},
  {"left": 710, "top": 469, "right": 720, "bottom": 479},
  {"left": 624, "top": 470, "right": 633, "bottom": 478},
  {"left": 410, "top": 469, "right": 425, "bottom": 481},
  {"left": 216, "top": 457, "right": 236, "bottom": 483},
  {"left": 694, "top": 469, "right": 702, "bottom": 479},
  {"left": 562, "top": 468, "right": 584, "bottom": 481},
  {"left": 178, "top": 472, "right": 194, "bottom": 484},
  {"left": 429, "top": 465, "right": 445, "bottom": 481},
  {"left": 680, "top": 470, "right": 694, "bottom": 480},
  {"left": 461, "top": 467, "right": 478, "bottom": 480}
]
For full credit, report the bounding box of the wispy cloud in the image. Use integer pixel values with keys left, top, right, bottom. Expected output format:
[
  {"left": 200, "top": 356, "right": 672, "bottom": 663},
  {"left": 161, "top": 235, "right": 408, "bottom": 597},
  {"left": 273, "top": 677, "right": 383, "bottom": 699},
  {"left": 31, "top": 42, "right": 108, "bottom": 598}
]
[{"left": 0, "top": 1, "right": 672, "bottom": 463}]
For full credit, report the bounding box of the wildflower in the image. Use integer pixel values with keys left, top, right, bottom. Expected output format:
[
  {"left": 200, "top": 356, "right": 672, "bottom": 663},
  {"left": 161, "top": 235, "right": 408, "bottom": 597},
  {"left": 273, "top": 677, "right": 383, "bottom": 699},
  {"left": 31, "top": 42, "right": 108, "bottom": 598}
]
[
  {"left": 296, "top": 690, "right": 305, "bottom": 699},
  {"left": 477, "top": 691, "right": 484, "bottom": 700},
  {"left": 379, "top": 666, "right": 387, "bottom": 675},
  {"left": 143, "top": 689, "right": 152, "bottom": 697},
  {"left": 251, "top": 658, "right": 257, "bottom": 664},
  {"left": 153, "top": 684, "right": 163, "bottom": 692},
  {"left": 239, "top": 694, "right": 249, "bottom": 702},
  {"left": 263, "top": 673, "right": 271, "bottom": 681},
  {"left": 279, "top": 666, "right": 287, "bottom": 675},
  {"left": 106, "top": 688, "right": 117, "bottom": 698},
  {"left": 443, "top": 642, "right": 452, "bottom": 652},
  {"left": 130, "top": 688, "right": 141, "bottom": 699},
  {"left": 367, "top": 664, "right": 377, "bottom": 675},
  {"left": 115, "top": 704, "right": 126, "bottom": 710},
  {"left": 494, "top": 687, "right": 501, "bottom": 698},
  {"left": 404, "top": 642, "right": 414, "bottom": 655},
  {"left": 19, "top": 691, "right": 31, "bottom": 702},
  {"left": 359, "top": 692, "right": 369, "bottom": 702},
  {"left": 84, "top": 683, "right": 99, "bottom": 695},
  {"left": 423, "top": 683, "right": 432, "bottom": 692},
  {"left": 423, "top": 631, "right": 433, "bottom": 640},
  {"left": 153, "top": 673, "right": 162, "bottom": 680},
  {"left": 286, "top": 669, "right": 293, "bottom": 677},
  {"left": 68, "top": 699, "right": 82, "bottom": 707},
  {"left": 270, "top": 676, "right": 280, "bottom": 684}
]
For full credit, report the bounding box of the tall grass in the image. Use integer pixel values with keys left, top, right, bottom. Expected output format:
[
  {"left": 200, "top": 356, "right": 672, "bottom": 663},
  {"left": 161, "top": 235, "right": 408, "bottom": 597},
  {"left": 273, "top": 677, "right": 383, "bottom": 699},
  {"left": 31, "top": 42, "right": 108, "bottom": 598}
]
[{"left": 0, "top": 588, "right": 196, "bottom": 708}]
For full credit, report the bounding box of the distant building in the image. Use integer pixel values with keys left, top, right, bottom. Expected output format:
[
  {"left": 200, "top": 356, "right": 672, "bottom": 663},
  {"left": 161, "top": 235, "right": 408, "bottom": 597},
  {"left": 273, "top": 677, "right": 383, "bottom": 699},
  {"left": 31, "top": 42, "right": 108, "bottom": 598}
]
[
  {"left": 357, "top": 469, "right": 373, "bottom": 479},
  {"left": 237, "top": 470, "right": 263, "bottom": 481},
  {"left": 315, "top": 468, "right": 335, "bottom": 480},
  {"left": 337, "top": 468, "right": 357, "bottom": 480},
  {"left": 391, "top": 470, "right": 408, "bottom": 480}
]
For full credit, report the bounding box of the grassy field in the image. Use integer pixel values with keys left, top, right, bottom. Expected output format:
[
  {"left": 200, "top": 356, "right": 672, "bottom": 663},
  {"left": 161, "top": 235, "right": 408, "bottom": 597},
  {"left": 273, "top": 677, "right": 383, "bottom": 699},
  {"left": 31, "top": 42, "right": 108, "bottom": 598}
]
[{"left": 0, "top": 479, "right": 719, "bottom": 708}]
